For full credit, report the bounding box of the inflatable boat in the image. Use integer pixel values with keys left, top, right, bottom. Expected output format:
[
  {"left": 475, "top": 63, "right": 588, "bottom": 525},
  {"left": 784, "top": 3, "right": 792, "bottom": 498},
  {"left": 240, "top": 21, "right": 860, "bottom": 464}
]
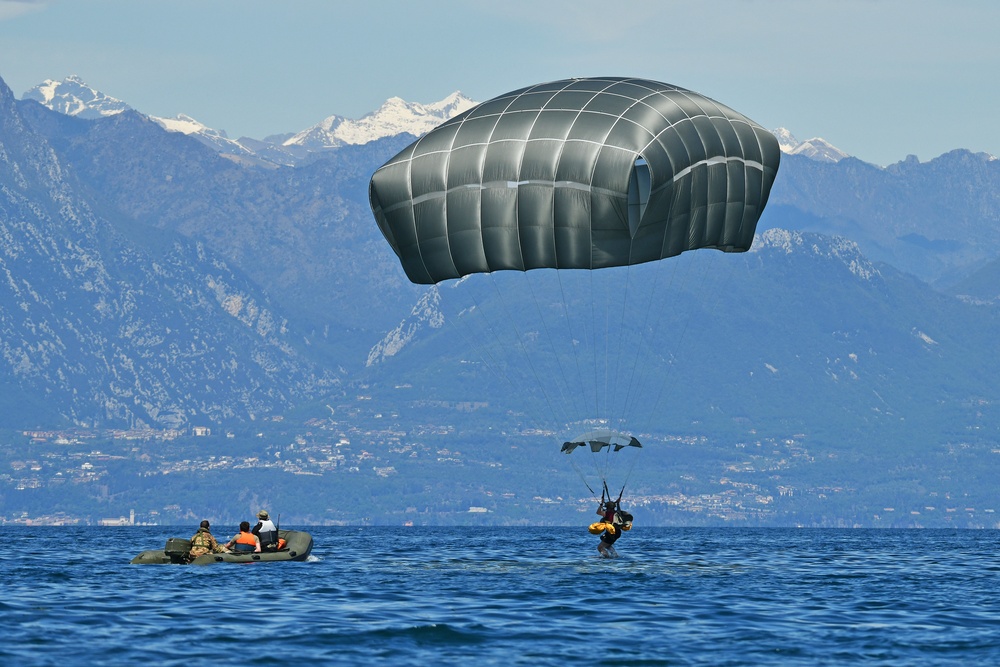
[{"left": 131, "top": 529, "right": 313, "bottom": 564}]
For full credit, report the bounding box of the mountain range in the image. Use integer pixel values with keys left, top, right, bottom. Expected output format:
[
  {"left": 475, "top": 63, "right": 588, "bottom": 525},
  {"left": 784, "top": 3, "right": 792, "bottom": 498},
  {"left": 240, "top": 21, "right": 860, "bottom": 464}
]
[
  {"left": 3, "top": 73, "right": 1000, "bottom": 446},
  {"left": 5, "top": 73, "right": 1000, "bottom": 526},
  {"left": 22, "top": 75, "right": 477, "bottom": 166}
]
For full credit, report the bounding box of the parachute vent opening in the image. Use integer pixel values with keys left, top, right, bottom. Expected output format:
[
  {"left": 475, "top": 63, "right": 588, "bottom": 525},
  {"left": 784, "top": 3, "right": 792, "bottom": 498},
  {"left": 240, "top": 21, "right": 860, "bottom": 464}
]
[{"left": 627, "top": 157, "right": 650, "bottom": 238}]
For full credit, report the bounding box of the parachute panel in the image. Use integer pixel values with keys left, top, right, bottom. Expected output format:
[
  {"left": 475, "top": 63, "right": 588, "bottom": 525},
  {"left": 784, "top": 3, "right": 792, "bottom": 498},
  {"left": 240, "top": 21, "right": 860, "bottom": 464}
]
[
  {"left": 553, "top": 187, "right": 593, "bottom": 268},
  {"left": 482, "top": 138, "right": 524, "bottom": 183},
  {"left": 480, "top": 188, "right": 522, "bottom": 272},
  {"left": 516, "top": 185, "right": 557, "bottom": 269},
  {"left": 447, "top": 144, "right": 487, "bottom": 188}
]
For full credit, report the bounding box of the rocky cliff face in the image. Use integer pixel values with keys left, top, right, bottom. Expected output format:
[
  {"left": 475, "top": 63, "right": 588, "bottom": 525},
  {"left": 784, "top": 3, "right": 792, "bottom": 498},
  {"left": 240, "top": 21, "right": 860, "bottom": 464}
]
[{"left": 0, "top": 79, "right": 335, "bottom": 429}]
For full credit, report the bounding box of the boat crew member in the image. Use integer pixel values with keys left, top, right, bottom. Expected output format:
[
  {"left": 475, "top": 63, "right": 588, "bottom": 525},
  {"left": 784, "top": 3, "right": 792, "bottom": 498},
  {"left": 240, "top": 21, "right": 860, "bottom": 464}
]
[
  {"left": 225, "top": 521, "right": 261, "bottom": 553},
  {"left": 189, "top": 520, "right": 227, "bottom": 559},
  {"left": 252, "top": 510, "right": 279, "bottom": 551}
]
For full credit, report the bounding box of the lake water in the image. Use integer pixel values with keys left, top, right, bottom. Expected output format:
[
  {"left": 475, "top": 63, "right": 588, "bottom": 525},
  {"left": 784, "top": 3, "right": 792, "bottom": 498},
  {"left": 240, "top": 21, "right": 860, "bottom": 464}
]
[{"left": 6, "top": 526, "right": 1000, "bottom": 665}]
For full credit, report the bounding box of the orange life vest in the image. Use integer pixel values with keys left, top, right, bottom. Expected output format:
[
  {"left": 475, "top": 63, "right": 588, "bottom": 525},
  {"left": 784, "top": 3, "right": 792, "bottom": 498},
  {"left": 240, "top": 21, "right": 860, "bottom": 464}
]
[{"left": 235, "top": 531, "right": 257, "bottom": 547}]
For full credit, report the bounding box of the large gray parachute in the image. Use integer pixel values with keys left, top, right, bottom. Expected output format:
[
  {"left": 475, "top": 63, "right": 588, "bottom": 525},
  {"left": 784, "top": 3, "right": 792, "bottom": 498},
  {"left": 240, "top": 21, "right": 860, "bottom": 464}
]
[{"left": 369, "top": 77, "right": 780, "bottom": 285}]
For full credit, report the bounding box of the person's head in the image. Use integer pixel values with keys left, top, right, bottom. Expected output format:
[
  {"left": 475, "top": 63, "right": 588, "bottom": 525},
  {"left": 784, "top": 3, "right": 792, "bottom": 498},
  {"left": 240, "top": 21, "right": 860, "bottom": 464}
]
[
  {"left": 200, "top": 520, "right": 210, "bottom": 529},
  {"left": 606, "top": 501, "right": 616, "bottom": 511},
  {"left": 257, "top": 510, "right": 269, "bottom": 520},
  {"left": 239, "top": 521, "right": 250, "bottom": 532}
]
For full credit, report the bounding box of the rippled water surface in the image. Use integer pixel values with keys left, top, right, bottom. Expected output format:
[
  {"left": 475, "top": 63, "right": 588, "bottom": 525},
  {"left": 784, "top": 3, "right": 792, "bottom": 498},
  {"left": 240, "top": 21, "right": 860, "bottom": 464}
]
[{"left": 6, "top": 527, "right": 1000, "bottom": 665}]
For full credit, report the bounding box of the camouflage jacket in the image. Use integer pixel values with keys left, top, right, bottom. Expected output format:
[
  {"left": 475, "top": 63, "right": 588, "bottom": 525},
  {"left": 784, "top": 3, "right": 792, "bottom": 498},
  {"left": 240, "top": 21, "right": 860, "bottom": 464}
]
[{"left": 189, "top": 527, "right": 224, "bottom": 557}]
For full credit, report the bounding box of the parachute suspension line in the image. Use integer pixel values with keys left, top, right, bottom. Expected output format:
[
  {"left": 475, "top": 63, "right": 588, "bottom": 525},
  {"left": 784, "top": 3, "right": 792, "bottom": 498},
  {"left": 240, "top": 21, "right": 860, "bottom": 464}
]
[
  {"left": 618, "top": 257, "right": 681, "bottom": 428},
  {"left": 638, "top": 252, "right": 713, "bottom": 435},
  {"left": 640, "top": 250, "right": 727, "bottom": 436},
  {"left": 622, "top": 253, "right": 699, "bottom": 435},
  {"left": 615, "top": 442, "right": 643, "bottom": 503},
  {"left": 602, "top": 266, "right": 614, "bottom": 425},
  {"left": 588, "top": 269, "right": 601, "bottom": 419},
  {"left": 447, "top": 282, "right": 553, "bottom": 432},
  {"left": 591, "top": 445, "right": 612, "bottom": 501},
  {"left": 487, "top": 272, "right": 563, "bottom": 434},
  {"left": 522, "top": 272, "right": 583, "bottom": 424},
  {"left": 567, "top": 455, "right": 598, "bottom": 497},
  {"left": 608, "top": 263, "right": 635, "bottom": 432},
  {"left": 568, "top": 441, "right": 612, "bottom": 503},
  {"left": 555, "top": 270, "right": 588, "bottom": 422}
]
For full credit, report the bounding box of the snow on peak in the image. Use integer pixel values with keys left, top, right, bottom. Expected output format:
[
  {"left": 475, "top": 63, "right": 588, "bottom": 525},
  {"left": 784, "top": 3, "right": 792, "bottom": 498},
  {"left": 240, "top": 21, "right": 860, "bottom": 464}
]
[
  {"left": 285, "top": 91, "right": 477, "bottom": 149},
  {"left": 773, "top": 127, "right": 849, "bottom": 163},
  {"left": 151, "top": 113, "right": 229, "bottom": 139},
  {"left": 23, "top": 75, "right": 130, "bottom": 119}
]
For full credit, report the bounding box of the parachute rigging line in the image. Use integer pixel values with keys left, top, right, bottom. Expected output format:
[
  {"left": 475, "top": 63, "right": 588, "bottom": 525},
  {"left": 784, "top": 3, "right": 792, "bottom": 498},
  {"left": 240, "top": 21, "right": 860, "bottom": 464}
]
[
  {"left": 617, "top": 256, "right": 677, "bottom": 428},
  {"left": 555, "top": 269, "right": 588, "bottom": 420},
  {"left": 608, "top": 262, "right": 634, "bottom": 429},
  {"left": 444, "top": 283, "right": 554, "bottom": 432},
  {"left": 638, "top": 251, "right": 739, "bottom": 436},
  {"left": 488, "top": 272, "right": 562, "bottom": 433},
  {"left": 523, "top": 272, "right": 583, "bottom": 422}
]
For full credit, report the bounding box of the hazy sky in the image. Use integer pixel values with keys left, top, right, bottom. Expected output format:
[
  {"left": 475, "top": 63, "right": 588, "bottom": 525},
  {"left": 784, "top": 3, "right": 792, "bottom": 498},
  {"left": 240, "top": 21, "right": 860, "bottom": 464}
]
[{"left": 1, "top": 0, "right": 996, "bottom": 166}]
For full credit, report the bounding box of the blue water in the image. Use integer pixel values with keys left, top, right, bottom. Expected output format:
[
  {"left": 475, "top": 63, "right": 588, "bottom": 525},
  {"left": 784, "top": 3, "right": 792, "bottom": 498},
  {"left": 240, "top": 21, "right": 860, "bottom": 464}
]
[{"left": 6, "top": 527, "right": 1000, "bottom": 665}]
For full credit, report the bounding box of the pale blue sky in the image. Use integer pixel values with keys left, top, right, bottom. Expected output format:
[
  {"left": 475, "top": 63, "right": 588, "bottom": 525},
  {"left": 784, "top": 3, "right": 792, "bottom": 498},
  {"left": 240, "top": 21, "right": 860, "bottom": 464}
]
[{"left": 1, "top": 0, "right": 997, "bottom": 166}]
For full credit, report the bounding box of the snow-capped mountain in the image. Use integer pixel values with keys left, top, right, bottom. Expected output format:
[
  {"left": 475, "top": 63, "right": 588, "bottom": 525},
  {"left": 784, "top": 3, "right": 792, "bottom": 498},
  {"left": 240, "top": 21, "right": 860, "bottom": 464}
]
[
  {"left": 21, "top": 76, "right": 261, "bottom": 159},
  {"left": 24, "top": 77, "right": 857, "bottom": 168},
  {"left": 773, "top": 127, "right": 850, "bottom": 163},
  {"left": 149, "top": 113, "right": 258, "bottom": 159},
  {"left": 284, "top": 92, "right": 477, "bottom": 150},
  {"left": 23, "top": 75, "right": 131, "bottom": 119},
  {"left": 22, "top": 76, "right": 476, "bottom": 164}
]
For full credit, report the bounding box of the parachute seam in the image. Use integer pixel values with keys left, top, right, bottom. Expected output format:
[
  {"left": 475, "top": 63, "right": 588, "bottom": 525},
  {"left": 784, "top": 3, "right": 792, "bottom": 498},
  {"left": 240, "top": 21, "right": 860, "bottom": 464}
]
[
  {"left": 440, "top": 105, "right": 469, "bottom": 283},
  {"left": 379, "top": 158, "right": 764, "bottom": 219}
]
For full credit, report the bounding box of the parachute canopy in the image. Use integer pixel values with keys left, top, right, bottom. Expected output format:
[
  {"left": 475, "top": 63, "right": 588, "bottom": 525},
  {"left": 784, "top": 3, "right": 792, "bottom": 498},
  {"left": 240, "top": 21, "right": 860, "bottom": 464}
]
[{"left": 370, "top": 77, "right": 781, "bottom": 285}]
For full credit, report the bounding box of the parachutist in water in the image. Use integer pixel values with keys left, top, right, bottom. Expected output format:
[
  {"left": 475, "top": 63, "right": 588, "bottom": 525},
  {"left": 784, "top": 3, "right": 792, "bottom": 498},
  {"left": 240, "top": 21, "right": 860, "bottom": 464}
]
[{"left": 596, "top": 500, "right": 632, "bottom": 557}]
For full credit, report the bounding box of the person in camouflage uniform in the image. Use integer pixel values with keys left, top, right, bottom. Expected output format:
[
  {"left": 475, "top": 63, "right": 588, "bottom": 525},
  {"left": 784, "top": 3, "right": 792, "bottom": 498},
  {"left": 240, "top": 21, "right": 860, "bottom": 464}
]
[{"left": 188, "top": 520, "right": 227, "bottom": 559}]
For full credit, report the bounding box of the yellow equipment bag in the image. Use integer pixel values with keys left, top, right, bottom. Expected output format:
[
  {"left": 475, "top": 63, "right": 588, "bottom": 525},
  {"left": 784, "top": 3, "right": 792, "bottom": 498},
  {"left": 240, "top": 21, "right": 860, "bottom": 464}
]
[{"left": 588, "top": 522, "right": 615, "bottom": 535}]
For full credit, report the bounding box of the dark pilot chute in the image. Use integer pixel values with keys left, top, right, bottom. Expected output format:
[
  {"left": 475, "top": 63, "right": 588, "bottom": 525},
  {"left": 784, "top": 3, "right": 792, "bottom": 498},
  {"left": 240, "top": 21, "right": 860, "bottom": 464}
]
[
  {"left": 369, "top": 77, "right": 780, "bottom": 285},
  {"left": 561, "top": 433, "right": 642, "bottom": 454}
]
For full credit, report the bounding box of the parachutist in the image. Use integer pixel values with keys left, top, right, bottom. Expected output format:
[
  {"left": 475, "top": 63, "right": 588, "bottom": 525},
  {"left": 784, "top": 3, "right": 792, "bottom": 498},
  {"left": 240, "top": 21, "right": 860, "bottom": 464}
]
[{"left": 593, "top": 499, "right": 633, "bottom": 557}]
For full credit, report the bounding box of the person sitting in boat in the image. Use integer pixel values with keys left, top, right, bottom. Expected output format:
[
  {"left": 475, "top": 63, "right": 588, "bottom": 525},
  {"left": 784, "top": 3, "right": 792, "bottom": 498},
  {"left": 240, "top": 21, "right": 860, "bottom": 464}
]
[
  {"left": 252, "top": 510, "right": 279, "bottom": 551},
  {"left": 188, "top": 520, "right": 227, "bottom": 559},
  {"left": 224, "top": 521, "right": 261, "bottom": 553}
]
